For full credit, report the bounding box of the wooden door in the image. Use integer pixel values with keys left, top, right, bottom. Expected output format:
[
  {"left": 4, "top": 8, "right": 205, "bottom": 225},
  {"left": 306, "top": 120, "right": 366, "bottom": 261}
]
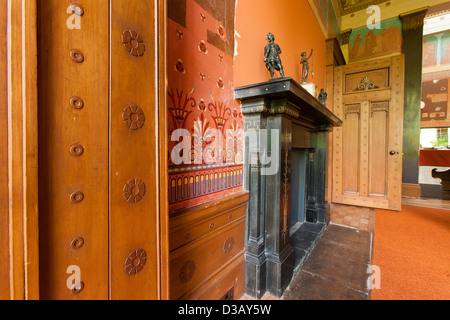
[
  {"left": 332, "top": 56, "right": 405, "bottom": 211},
  {"left": 38, "top": 0, "right": 167, "bottom": 300}
]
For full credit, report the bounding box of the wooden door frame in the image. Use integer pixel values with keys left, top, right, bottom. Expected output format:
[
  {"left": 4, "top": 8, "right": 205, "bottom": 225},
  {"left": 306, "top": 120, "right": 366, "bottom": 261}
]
[
  {"left": 325, "top": 38, "right": 346, "bottom": 205},
  {"left": 3, "top": 0, "right": 169, "bottom": 300},
  {"left": 0, "top": 0, "right": 10, "bottom": 301},
  {"left": 5, "top": 0, "right": 40, "bottom": 300},
  {"left": 157, "top": 0, "right": 170, "bottom": 302}
]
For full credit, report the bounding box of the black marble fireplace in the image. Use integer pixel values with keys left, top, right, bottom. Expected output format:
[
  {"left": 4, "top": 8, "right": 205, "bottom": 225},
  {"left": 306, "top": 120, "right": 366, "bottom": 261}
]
[{"left": 234, "top": 77, "right": 342, "bottom": 299}]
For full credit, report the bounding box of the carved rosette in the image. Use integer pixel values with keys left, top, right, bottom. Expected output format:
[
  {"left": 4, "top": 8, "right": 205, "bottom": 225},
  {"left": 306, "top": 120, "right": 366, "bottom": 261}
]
[
  {"left": 179, "top": 260, "right": 196, "bottom": 283},
  {"left": 124, "top": 249, "right": 147, "bottom": 276},
  {"left": 123, "top": 179, "right": 146, "bottom": 203},
  {"left": 70, "top": 144, "right": 84, "bottom": 157},
  {"left": 122, "top": 104, "right": 145, "bottom": 130},
  {"left": 70, "top": 49, "right": 84, "bottom": 63},
  {"left": 70, "top": 191, "right": 84, "bottom": 203},
  {"left": 70, "top": 237, "right": 85, "bottom": 250},
  {"left": 69, "top": 2, "right": 84, "bottom": 16},
  {"left": 223, "top": 236, "right": 235, "bottom": 254},
  {"left": 70, "top": 96, "right": 84, "bottom": 110},
  {"left": 70, "top": 282, "right": 85, "bottom": 295},
  {"left": 122, "top": 30, "right": 145, "bottom": 57}
]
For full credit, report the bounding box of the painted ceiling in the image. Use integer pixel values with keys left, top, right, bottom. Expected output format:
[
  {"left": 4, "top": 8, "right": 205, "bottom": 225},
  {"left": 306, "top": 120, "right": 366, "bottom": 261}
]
[{"left": 340, "top": 0, "right": 390, "bottom": 15}]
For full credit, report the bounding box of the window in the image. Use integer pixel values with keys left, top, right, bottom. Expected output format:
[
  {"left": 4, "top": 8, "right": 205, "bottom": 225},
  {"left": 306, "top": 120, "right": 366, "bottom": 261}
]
[{"left": 420, "top": 127, "right": 450, "bottom": 149}]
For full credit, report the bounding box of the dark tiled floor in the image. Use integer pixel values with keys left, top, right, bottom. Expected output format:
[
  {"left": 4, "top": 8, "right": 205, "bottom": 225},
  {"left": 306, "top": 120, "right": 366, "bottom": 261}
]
[
  {"left": 290, "top": 222, "right": 326, "bottom": 272},
  {"left": 282, "top": 224, "right": 373, "bottom": 300}
]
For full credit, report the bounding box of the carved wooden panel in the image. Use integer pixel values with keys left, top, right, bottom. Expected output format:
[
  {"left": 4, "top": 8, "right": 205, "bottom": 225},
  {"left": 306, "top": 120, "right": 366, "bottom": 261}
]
[
  {"left": 38, "top": 0, "right": 110, "bottom": 300},
  {"left": 344, "top": 104, "right": 361, "bottom": 119},
  {"left": 109, "top": 0, "right": 159, "bottom": 300},
  {"left": 342, "top": 104, "right": 361, "bottom": 194},
  {"left": 344, "top": 67, "right": 389, "bottom": 94},
  {"left": 38, "top": 0, "right": 165, "bottom": 300},
  {"left": 369, "top": 101, "right": 389, "bottom": 197}
]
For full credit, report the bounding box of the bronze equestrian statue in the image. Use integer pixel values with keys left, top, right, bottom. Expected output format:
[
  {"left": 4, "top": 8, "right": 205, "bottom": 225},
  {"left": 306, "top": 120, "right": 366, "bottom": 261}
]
[{"left": 264, "top": 32, "right": 285, "bottom": 79}]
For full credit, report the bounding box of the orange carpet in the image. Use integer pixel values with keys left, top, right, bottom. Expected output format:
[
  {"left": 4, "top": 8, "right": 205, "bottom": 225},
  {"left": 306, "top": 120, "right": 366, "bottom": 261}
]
[{"left": 372, "top": 204, "right": 450, "bottom": 300}]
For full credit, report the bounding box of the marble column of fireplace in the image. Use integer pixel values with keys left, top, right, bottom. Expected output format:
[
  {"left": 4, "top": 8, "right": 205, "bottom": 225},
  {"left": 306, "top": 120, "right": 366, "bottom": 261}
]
[{"left": 235, "top": 78, "right": 342, "bottom": 299}]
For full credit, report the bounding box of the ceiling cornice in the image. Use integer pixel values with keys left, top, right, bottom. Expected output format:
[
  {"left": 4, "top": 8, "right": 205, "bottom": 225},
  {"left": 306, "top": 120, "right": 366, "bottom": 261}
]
[{"left": 340, "top": 0, "right": 390, "bottom": 16}]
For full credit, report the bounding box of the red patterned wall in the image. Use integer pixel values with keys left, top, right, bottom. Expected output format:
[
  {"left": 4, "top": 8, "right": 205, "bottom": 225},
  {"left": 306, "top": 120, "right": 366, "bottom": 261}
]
[{"left": 167, "top": 0, "right": 244, "bottom": 212}]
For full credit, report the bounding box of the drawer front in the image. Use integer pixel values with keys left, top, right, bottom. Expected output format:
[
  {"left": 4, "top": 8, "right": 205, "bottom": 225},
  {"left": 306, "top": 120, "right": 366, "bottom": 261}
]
[
  {"left": 170, "top": 206, "right": 245, "bottom": 252},
  {"left": 170, "top": 220, "right": 245, "bottom": 299},
  {"left": 197, "top": 256, "right": 245, "bottom": 300}
]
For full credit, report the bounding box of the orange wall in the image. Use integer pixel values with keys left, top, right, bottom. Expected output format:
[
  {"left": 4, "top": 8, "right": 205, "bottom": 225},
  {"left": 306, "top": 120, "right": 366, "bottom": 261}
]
[{"left": 234, "top": 0, "right": 326, "bottom": 89}]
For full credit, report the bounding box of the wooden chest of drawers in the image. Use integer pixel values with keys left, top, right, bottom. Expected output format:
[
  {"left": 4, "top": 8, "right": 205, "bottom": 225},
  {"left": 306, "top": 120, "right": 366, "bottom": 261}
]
[{"left": 169, "top": 191, "right": 249, "bottom": 300}]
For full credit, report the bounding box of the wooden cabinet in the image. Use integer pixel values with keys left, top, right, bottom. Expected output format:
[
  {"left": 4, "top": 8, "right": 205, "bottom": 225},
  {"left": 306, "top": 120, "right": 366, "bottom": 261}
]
[{"left": 169, "top": 191, "right": 249, "bottom": 300}]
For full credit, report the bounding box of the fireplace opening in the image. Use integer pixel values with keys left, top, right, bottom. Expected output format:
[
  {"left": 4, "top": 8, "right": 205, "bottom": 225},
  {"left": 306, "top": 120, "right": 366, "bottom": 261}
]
[{"left": 290, "top": 148, "right": 308, "bottom": 235}]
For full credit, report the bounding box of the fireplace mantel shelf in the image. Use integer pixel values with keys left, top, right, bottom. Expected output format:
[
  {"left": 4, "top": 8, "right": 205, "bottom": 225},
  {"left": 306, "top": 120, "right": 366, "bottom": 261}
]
[{"left": 234, "top": 77, "right": 342, "bottom": 128}]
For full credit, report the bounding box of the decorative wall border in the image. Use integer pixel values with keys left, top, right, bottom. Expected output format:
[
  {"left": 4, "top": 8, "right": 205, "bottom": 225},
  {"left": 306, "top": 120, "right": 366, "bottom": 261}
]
[{"left": 169, "top": 165, "right": 243, "bottom": 212}]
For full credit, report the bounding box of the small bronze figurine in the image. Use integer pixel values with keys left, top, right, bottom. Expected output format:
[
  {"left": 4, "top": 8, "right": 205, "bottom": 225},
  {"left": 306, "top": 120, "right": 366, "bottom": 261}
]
[
  {"left": 264, "top": 32, "right": 285, "bottom": 79},
  {"left": 318, "top": 88, "right": 327, "bottom": 105},
  {"left": 300, "top": 49, "right": 313, "bottom": 83}
]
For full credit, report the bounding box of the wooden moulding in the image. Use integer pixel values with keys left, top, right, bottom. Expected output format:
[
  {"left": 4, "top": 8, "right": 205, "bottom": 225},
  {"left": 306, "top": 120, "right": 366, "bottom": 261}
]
[
  {"left": 0, "top": 0, "right": 9, "bottom": 301},
  {"left": 4, "top": 0, "right": 39, "bottom": 300},
  {"left": 169, "top": 191, "right": 249, "bottom": 228}
]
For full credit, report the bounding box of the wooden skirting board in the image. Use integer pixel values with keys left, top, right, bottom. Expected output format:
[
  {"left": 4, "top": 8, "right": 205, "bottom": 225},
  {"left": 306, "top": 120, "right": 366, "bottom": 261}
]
[{"left": 402, "top": 183, "right": 422, "bottom": 198}]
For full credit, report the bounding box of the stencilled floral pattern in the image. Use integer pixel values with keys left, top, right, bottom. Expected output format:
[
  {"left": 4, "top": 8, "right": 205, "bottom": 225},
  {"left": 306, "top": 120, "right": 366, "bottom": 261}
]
[
  {"left": 168, "top": 0, "right": 243, "bottom": 211},
  {"left": 174, "top": 58, "right": 186, "bottom": 74}
]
